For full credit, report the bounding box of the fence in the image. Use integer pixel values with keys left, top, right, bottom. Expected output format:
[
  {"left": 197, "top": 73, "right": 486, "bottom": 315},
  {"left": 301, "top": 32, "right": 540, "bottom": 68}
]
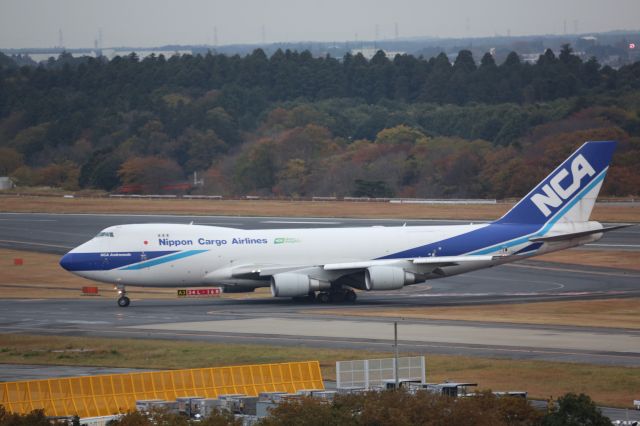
[
  {"left": 336, "top": 356, "right": 425, "bottom": 390},
  {"left": 0, "top": 361, "right": 323, "bottom": 418}
]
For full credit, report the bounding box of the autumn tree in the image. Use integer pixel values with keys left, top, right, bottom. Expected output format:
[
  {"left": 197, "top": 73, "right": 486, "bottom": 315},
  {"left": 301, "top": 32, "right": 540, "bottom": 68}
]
[
  {"left": 117, "top": 156, "right": 184, "bottom": 193},
  {"left": 275, "top": 158, "right": 308, "bottom": 196},
  {"left": 375, "top": 125, "right": 428, "bottom": 146},
  {"left": 233, "top": 141, "right": 276, "bottom": 193},
  {"left": 258, "top": 396, "right": 355, "bottom": 426},
  {"left": 258, "top": 390, "right": 543, "bottom": 426},
  {"left": 0, "top": 406, "right": 67, "bottom": 426},
  {"left": 32, "top": 162, "right": 80, "bottom": 190},
  {"left": 0, "top": 147, "right": 23, "bottom": 175}
]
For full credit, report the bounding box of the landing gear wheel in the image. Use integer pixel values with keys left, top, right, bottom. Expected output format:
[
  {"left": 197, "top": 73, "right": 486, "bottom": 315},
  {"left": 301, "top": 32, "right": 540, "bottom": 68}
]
[
  {"left": 117, "top": 296, "right": 130, "bottom": 307},
  {"left": 292, "top": 293, "right": 317, "bottom": 303},
  {"left": 317, "top": 292, "right": 331, "bottom": 303},
  {"left": 345, "top": 290, "right": 357, "bottom": 303}
]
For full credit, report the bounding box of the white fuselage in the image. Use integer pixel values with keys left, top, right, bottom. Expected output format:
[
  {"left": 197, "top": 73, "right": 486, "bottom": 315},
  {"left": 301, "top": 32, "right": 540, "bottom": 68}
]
[{"left": 63, "top": 221, "right": 602, "bottom": 289}]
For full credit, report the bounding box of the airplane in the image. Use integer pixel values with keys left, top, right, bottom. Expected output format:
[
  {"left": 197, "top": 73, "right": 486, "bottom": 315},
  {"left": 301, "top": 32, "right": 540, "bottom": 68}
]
[{"left": 60, "top": 140, "right": 628, "bottom": 307}]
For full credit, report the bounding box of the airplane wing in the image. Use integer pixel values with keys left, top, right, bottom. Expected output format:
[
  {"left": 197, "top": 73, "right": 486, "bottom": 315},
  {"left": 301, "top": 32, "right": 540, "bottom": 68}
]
[
  {"left": 323, "top": 255, "right": 497, "bottom": 271},
  {"left": 228, "top": 264, "right": 311, "bottom": 279},
  {"left": 529, "top": 224, "right": 632, "bottom": 243},
  {"left": 228, "top": 255, "right": 499, "bottom": 278}
]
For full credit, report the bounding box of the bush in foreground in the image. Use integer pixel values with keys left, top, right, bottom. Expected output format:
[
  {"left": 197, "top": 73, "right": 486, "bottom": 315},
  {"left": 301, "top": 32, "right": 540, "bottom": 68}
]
[
  {"left": 259, "top": 390, "right": 543, "bottom": 426},
  {"left": 543, "top": 393, "right": 611, "bottom": 426},
  {"left": 1, "top": 391, "right": 612, "bottom": 425}
]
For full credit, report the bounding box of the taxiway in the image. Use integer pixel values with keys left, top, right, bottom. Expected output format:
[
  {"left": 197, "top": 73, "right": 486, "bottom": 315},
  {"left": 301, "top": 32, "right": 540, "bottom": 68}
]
[{"left": 0, "top": 212, "right": 638, "bottom": 368}]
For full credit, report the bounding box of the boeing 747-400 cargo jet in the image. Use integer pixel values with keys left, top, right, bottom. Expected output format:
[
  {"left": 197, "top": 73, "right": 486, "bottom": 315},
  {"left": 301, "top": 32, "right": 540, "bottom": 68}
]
[{"left": 60, "top": 141, "right": 626, "bottom": 307}]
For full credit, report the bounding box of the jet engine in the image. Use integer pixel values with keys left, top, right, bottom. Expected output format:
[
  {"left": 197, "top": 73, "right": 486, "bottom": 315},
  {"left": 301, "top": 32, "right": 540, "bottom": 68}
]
[
  {"left": 270, "top": 273, "right": 330, "bottom": 297},
  {"left": 365, "top": 266, "right": 417, "bottom": 291}
]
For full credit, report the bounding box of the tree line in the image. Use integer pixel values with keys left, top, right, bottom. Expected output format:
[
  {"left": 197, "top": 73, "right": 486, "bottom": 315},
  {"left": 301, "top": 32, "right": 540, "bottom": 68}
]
[
  {"left": 0, "top": 391, "right": 612, "bottom": 425},
  {"left": 0, "top": 47, "right": 639, "bottom": 197}
]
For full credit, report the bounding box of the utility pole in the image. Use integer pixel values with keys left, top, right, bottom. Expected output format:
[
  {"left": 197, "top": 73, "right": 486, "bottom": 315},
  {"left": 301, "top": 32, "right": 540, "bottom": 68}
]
[
  {"left": 394, "top": 321, "right": 399, "bottom": 389},
  {"left": 374, "top": 24, "right": 379, "bottom": 50}
]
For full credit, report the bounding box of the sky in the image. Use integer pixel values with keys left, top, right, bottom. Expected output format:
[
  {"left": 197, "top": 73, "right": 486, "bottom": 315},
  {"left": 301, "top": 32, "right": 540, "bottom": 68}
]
[{"left": 1, "top": 0, "right": 639, "bottom": 49}]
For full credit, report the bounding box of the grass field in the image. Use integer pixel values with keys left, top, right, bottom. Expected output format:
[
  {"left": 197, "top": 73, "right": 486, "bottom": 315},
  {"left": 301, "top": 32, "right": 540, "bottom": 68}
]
[
  {"left": 1, "top": 195, "right": 639, "bottom": 222},
  {"left": 535, "top": 249, "right": 640, "bottom": 271},
  {"left": 0, "top": 333, "right": 637, "bottom": 408},
  {"left": 309, "top": 298, "right": 640, "bottom": 330}
]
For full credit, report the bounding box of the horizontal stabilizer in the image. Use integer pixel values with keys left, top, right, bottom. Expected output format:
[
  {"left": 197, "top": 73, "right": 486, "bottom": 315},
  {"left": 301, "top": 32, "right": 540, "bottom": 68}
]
[{"left": 529, "top": 224, "right": 632, "bottom": 243}]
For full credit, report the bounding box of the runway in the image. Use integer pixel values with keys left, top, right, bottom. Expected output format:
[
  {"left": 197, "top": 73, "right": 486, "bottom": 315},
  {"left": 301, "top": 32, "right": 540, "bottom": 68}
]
[
  {"left": 0, "top": 212, "right": 639, "bottom": 368},
  {"left": 1, "top": 297, "right": 638, "bottom": 367}
]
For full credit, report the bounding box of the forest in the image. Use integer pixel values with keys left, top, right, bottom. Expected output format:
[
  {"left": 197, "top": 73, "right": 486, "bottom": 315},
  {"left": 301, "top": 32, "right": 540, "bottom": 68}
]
[{"left": 0, "top": 45, "right": 639, "bottom": 198}]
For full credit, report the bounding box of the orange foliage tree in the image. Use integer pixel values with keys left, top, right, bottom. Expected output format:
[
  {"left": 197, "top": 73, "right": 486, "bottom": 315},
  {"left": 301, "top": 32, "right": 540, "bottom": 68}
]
[{"left": 118, "top": 156, "right": 184, "bottom": 193}]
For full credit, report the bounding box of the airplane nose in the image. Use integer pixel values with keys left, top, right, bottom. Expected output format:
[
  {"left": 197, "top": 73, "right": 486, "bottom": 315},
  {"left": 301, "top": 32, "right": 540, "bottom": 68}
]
[{"left": 59, "top": 252, "right": 75, "bottom": 271}]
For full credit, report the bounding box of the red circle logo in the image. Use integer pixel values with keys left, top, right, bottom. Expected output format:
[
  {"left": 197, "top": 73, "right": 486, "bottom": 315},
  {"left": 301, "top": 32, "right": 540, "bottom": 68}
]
[{"left": 143, "top": 240, "right": 148, "bottom": 245}]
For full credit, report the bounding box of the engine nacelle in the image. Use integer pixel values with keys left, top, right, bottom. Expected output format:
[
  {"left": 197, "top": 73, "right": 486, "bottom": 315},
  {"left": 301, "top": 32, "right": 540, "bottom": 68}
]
[
  {"left": 270, "top": 273, "right": 330, "bottom": 297},
  {"left": 365, "top": 266, "right": 416, "bottom": 291}
]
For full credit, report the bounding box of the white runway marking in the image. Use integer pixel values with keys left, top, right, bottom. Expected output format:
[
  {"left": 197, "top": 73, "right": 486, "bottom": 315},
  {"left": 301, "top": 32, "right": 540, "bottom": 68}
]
[
  {"left": 128, "top": 318, "right": 640, "bottom": 353},
  {"left": 0, "top": 218, "right": 57, "bottom": 222},
  {"left": 0, "top": 239, "right": 73, "bottom": 249},
  {"left": 586, "top": 243, "right": 640, "bottom": 248},
  {"left": 262, "top": 220, "right": 342, "bottom": 225},
  {"left": 195, "top": 222, "right": 244, "bottom": 226},
  {"left": 506, "top": 263, "right": 640, "bottom": 277}
]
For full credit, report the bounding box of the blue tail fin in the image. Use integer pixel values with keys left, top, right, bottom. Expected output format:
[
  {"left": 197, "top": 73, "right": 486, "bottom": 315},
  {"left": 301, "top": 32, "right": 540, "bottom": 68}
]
[{"left": 495, "top": 141, "right": 616, "bottom": 225}]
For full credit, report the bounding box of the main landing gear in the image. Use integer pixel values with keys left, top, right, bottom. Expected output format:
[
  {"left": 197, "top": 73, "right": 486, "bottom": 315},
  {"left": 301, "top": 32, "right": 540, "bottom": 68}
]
[
  {"left": 291, "top": 288, "right": 357, "bottom": 304},
  {"left": 316, "top": 288, "right": 357, "bottom": 304},
  {"left": 116, "top": 285, "right": 130, "bottom": 307}
]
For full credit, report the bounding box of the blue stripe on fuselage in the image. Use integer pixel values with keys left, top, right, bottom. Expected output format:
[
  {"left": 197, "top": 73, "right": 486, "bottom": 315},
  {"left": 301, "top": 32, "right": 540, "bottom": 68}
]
[
  {"left": 514, "top": 242, "right": 543, "bottom": 255},
  {"left": 119, "top": 249, "right": 207, "bottom": 270},
  {"left": 60, "top": 251, "right": 177, "bottom": 271},
  {"left": 377, "top": 223, "right": 539, "bottom": 259}
]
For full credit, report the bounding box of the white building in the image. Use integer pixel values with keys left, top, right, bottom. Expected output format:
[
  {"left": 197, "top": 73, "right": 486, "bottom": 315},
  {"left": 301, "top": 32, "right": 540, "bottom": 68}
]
[{"left": 0, "top": 177, "right": 15, "bottom": 190}]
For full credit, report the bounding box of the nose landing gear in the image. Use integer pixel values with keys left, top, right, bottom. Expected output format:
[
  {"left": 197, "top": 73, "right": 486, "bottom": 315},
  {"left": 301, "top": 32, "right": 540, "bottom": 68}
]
[{"left": 116, "top": 284, "right": 130, "bottom": 307}]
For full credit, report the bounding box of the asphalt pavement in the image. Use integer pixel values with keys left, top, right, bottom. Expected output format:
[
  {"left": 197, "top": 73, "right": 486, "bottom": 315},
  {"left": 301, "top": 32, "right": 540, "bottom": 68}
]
[{"left": 0, "top": 214, "right": 639, "bottom": 379}]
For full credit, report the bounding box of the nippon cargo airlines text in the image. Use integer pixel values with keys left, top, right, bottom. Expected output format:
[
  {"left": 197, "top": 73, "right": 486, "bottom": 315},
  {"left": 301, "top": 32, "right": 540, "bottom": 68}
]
[
  {"left": 159, "top": 237, "right": 269, "bottom": 247},
  {"left": 59, "top": 141, "right": 629, "bottom": 308}
]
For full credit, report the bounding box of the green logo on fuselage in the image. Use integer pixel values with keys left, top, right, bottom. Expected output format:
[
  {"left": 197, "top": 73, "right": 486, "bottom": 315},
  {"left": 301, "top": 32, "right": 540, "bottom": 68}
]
[{"left": 274, "top": 237, "right": 301, "bottom": 244}]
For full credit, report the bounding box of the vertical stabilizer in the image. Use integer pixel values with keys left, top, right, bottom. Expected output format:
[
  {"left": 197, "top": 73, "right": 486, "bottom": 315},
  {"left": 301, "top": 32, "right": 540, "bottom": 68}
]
[{"left": 495, "top": 141, "right": 616, "bottom": 225}]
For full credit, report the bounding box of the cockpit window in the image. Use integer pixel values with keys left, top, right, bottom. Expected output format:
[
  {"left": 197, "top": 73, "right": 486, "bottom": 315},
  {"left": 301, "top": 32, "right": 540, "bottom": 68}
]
[{"left": 95, "top": 231, "right": 115, "bottom": 238}]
